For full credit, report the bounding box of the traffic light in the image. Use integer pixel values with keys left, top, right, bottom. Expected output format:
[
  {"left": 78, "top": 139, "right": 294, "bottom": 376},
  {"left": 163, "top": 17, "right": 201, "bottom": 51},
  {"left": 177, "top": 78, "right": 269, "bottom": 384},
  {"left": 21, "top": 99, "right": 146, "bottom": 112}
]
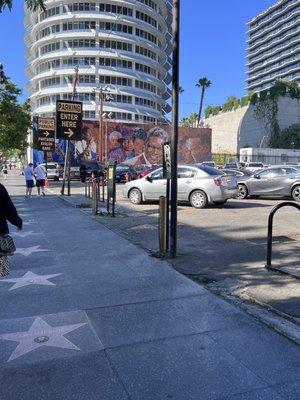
[{"left": 0, "top": 63, "right": 5, "bottom": 84}]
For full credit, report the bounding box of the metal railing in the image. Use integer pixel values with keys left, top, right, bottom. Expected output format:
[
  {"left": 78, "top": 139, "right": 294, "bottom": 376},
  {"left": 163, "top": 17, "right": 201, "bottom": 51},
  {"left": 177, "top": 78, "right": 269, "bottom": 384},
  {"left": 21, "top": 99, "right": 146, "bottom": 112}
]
[{"left": 266, "top": 201, "right": 300, "bottom": 269}]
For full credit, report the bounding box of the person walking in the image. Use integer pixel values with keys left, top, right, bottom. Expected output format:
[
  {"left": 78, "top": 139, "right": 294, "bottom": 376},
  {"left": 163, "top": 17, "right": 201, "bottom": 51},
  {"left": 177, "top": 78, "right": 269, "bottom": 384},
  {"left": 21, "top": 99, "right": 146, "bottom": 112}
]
[
  {"left": 34, "top": 163, "right": 46, "bottom": 196},
  {"left": 24, "top": 163, "right": 35, "bottom": 198},
  {"left": 2, "top": 164, "right": 8, "bottom": 180},
  {"left": 0, "top": 183, "right": 22, "bottom": 276}
]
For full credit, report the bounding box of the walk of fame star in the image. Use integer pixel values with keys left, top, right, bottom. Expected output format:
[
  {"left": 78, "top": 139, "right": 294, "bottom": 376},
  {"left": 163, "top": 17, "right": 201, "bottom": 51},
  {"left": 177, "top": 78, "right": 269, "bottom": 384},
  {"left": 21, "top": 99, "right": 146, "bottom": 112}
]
[
  {"left": 0, "top": 271, "right": 62, "bottom": 290},
  {"left": 15, "top": 246, "right": 49, "bottom": 256},
  {"left": 12, "top": 231, "right": 38, "bottom": 238},
  {"left": 0, "top": 317, "right": 87, "bottom": 361}
]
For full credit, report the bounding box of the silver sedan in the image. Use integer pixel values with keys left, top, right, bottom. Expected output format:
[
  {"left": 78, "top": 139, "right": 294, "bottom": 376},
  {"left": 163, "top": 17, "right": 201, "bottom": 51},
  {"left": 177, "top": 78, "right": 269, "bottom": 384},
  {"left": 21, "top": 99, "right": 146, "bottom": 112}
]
[
  {"left": 123, "top": 165, "right": 238, "bottom": 208},
  {"left": 237, "top": 166, "right": 300, "bottom": 201}
]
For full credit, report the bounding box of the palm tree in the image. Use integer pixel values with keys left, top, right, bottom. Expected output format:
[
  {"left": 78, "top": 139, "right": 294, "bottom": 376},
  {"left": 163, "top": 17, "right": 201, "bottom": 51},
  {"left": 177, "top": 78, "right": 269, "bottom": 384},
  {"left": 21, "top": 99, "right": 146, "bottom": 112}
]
[
  {"left": 196, "top": 77, "right": 212, "bottom": 126},
  {"left": 0, "top": 0, "right": 45, "bottom": 13}
]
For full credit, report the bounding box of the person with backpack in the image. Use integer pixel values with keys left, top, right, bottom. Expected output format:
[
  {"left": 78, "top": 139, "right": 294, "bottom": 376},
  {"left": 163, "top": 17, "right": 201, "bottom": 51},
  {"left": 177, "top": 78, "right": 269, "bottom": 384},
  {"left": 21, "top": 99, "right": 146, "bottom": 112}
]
[{"left": 0, "top": 183, "right": 22, "bottom": 276}]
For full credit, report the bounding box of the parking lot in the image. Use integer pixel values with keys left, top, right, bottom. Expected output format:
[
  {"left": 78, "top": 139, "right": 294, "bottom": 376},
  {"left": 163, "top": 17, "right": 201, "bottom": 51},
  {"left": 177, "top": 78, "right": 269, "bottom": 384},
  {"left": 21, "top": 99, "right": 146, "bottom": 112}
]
[{"left": 49, "top": 179, "right": 300, "bottom": 320}]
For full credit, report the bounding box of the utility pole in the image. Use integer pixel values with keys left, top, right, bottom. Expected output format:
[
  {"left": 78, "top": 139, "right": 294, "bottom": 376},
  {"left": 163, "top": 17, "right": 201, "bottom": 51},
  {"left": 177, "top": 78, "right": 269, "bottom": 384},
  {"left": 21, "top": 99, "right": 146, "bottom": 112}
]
[
  {"left": 61, "top": 65, "right": 79, "bottom": 196},
  {"left": 170, "top": 0, "right": 180, "bottom": 258},
  {"left": 94, "top": 86, "right": 113, "bottom": 163}
]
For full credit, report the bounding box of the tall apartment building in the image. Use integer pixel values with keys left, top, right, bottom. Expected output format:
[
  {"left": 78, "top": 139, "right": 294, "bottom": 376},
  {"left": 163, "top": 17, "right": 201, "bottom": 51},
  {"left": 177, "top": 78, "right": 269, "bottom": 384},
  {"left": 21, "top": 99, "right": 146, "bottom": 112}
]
[
  {"left": 246, "top": 0, "right": 300, "bottom": 92},
  {"left": 24, "top": 0, "right": 172, "bottom": 124}
]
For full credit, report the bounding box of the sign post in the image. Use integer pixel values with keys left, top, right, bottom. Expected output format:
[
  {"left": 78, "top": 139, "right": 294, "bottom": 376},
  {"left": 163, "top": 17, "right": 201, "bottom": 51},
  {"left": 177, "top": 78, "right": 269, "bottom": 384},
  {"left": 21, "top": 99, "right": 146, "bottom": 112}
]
[
  {"left": 36, "top": 117, "right": 56, "bottom": 160},
  {"left": 107, "top": 163, "right": 116, "bottom": 217},
  {"left": 56, "top": 100, "right": 83, "bottom": 196},
  {"left": 162, "top": 142, "right": 171, "bottom": 253}
]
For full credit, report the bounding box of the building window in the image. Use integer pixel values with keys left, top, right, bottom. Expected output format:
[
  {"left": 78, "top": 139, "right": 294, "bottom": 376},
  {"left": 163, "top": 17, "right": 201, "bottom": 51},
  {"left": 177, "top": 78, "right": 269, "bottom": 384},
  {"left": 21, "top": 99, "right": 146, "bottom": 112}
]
[
  {"left": 41, "top": 77, "right": 60, "bottom": 88},
  {"left": 99, "top": 3, "right": 133, "bottom": 16},
  {"left": 135, "top": 45, "right": 157, "bottom": 60},
  {"left": 63, "top": 39, "right": 96, "bottom": 48},
  {"left": 67, "top": 3, "right": 96, "bottom": 12},
  {"left": 99, "top": 40, "right": 132, "bottom": 52},
  {"left": 99, "top": 76, "right": 132, "bottom": 86},
  {"left": 136, "top": 10, "right": 157, "bottom": 28},
  {"left": 99, "top": 58, "right": 132, "bottom": 69},
  {"left": 62, "top": 21, "right": 96, "bottom": 31},
  {"left": 83, "top": 110, "right": 96, "bottom": 119},
  {"left": 40, "top": 42, "right": 60, "bottom": 55}
]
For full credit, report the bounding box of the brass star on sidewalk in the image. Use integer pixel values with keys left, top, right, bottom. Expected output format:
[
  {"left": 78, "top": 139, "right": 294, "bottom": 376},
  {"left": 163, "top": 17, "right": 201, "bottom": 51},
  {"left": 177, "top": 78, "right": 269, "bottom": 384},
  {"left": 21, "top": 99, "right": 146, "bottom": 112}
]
[
  {"left": 15, "top": 246, "right": 49, "bottom": 256},
  {"left": 0, "top": 271, "right": 62, "bottom": 290},
  {"left": 0, "top": 317, "right": 87, "bottom": 362}
]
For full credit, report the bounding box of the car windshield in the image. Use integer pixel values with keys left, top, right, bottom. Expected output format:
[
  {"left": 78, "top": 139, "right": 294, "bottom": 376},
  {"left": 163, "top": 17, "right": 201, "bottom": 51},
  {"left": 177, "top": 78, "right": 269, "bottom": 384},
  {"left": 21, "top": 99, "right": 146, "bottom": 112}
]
[
  {"left": 196, "top": 165, "right": 223, "bottom": 176},
  {"left": 249, "top": 163, "right": 263, "bottom": 167}
]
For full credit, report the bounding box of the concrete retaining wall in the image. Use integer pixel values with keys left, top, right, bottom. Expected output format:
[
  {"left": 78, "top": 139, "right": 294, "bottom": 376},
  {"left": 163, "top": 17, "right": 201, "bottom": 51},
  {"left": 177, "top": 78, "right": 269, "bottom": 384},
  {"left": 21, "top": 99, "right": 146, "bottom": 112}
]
[{"left": 204, "top": 96, "right": 300, "bottom": 154}]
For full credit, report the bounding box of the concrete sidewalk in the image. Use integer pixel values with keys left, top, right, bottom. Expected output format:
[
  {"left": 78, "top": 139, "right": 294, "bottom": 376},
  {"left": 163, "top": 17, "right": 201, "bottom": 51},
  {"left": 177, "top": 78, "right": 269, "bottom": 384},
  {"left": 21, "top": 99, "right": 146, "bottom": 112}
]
[{"left": 0, "top": 174, "right": 299, "bottom": 400}]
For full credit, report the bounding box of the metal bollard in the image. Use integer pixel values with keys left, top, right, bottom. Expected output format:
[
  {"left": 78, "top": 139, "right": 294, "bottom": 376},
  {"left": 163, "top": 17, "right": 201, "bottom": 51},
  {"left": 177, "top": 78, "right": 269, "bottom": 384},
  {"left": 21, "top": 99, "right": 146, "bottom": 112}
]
[
  {"left": 92, "top": 179, "right": 98, "bottom": 215},
  {"left": 158, "top": 196, "right": 168, "bottom": 254},
  {"left": 88, "top": 179, "right": 91, "bottom": 198}
]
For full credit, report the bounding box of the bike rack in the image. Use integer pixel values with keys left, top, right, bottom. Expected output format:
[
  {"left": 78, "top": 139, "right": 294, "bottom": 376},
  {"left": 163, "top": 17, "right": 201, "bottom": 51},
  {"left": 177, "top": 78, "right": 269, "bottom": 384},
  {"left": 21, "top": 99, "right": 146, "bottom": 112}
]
[{"left": 266, "top": 201, "right": 300, "bottom": 270}]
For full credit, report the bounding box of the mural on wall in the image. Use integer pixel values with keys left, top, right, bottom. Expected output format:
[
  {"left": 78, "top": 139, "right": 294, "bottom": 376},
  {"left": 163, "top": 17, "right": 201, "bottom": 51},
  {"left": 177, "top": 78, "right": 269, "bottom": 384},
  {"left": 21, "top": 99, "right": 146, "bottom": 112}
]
[{"left": 33, "top": 120, "right": 211, "bottom": 166}]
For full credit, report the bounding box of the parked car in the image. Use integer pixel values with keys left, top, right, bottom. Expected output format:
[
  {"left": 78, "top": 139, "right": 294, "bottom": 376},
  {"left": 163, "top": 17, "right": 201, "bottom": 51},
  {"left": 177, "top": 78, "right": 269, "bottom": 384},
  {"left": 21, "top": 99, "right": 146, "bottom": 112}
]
[
  {"left": 200, "top": 161, "right": 215, "bottom": 168},
  {"left": 116, "top": 165, "right": 138, "bottom": 183},
  {"left": 224, "top": 162, "right": 240, "bottom": 169},
  {"left": 245, "top": 162, "right": 264, "bottom": 173},
  {"left": 41, "top": 163, "right": 60, "bottom": 181},
  {"left": 237, "top": 166, "right": 300, "bottom": 201},
  {"left": 79, "top": 161, "right": 105, "bottom": 182},
  {"left": 123, "top": 165, "right": 238, "bottom": 208},
  {"left": 221, "top": 169, "right": 253, "bottom": 181}
]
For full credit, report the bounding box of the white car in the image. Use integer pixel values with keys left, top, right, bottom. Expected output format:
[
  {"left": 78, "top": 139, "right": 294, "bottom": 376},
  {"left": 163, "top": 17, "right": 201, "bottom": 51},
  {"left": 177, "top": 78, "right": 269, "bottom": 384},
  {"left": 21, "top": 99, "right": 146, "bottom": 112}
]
[
  {"left": 245, "top": 162, "right": 265, "bottom": 173},
  {"left": 123, "top": 165, "right": 238, "bottom": 209},
  {"left": 41, "top": 163, "right": 60, "bottom": 181}
]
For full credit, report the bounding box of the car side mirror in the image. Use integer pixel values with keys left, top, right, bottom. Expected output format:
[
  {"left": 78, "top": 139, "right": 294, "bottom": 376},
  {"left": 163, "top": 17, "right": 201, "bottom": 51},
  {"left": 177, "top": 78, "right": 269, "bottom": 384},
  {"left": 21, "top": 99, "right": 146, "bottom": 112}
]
[
  {"left": 146, "top": 176, "right": 153, "bottom": 182},
  {"left": 254, "top": 174, "right": 261, "bottom": 179}
]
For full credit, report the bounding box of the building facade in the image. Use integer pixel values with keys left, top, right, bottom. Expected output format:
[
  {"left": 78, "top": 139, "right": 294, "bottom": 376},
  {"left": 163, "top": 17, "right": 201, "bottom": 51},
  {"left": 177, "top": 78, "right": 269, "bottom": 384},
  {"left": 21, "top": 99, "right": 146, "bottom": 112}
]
[
  {"left": 246, "top": 0, "right": 300, "bottom": 92},
  {"left": 24, "top": 0, "right": 172, "bottom": 124}
]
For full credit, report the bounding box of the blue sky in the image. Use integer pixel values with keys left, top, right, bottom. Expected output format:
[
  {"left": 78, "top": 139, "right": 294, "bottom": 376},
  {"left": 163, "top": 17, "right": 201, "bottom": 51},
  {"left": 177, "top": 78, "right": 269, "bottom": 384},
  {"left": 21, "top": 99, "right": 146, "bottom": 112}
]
[{"left": 0, "top": 0, "right": 275, "bottom": 118}]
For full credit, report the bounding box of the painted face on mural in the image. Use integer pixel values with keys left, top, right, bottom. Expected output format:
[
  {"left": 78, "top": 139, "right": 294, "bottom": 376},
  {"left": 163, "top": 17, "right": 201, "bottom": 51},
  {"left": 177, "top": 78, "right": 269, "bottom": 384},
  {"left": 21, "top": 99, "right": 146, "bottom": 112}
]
[
  {"left": 133, "top": 138, "right": 145, "bottom": 156},
  {"left": 123, "top": 138, "right": 134, "bottom": 152},
  {"left": 186, "top": 137, "right": 209, "bottom": 162},
  {"left": 145, "top": 136, "right": 164, "bottom": 165}
]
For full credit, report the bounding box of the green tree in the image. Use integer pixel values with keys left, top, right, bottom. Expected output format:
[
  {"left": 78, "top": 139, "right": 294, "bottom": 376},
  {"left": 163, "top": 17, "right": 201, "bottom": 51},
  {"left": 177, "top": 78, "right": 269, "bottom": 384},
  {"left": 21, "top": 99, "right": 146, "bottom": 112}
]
[
  {"left": 222, "top": 95, "right": 240, "bottom": 112},
  {"left": 0, "top": 81, "right": 31, "bottom": 158},
  {"left": 277, "top": 124, "right": 300, "bottom": 149},
  {"left": 205, "top": 105, "right": 222, "bottom": 118},
  {"left": 196, "top": 77, "right": 211, "bottom": 126},
  {"left": 180, "top": 113, "right": 198, "bottom": 127},
  {"left": 0, "top": 0, "right": 45, "bottom": 12}
]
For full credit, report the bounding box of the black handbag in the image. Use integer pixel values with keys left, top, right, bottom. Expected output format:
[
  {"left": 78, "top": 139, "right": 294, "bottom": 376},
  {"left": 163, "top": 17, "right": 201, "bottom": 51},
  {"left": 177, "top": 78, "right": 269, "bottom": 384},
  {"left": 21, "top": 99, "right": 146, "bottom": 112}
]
[{"left": 0, "top": 234, "right": 16, "bottom": 256}]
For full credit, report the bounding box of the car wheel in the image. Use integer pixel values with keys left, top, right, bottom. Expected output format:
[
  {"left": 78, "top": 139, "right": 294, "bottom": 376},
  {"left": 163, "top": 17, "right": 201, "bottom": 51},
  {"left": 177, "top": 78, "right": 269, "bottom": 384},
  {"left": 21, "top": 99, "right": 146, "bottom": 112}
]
[
  {"left": 292, "top": 185, "right": 300, "bottom": 202},
  {"left": 190, "top": 190, "right": 208, "bottom": 209},
  {"left": 237, "top": 184, "right": 248, "bottom": 199},
  {"left": 129, "top": 188, "right": 143, "bottom": 205}
]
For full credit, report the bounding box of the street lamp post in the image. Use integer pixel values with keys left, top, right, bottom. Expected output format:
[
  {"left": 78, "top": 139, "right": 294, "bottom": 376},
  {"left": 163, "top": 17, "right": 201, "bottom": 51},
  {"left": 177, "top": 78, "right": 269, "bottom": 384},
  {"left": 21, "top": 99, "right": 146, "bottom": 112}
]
[
  {"left": 94, "top": 86, "right": 113, "bottom": 163},
  {"left": 170, "top": 0, "right": 180, "bottom": 258}
]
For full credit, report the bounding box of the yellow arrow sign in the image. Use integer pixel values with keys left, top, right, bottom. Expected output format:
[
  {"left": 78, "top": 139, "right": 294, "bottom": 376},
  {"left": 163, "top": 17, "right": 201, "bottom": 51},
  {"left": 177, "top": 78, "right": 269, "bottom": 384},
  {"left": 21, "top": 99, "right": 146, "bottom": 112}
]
[{"left": 64, "top": 128, "right": 74, "bottom": 138}]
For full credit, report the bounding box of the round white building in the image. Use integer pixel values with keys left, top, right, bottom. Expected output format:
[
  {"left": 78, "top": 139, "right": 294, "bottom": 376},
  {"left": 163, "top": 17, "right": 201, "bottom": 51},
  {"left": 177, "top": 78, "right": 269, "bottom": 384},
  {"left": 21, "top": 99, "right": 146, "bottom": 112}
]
[{"left": 25, "top": 0, "right": 172, "bottom": 124}]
